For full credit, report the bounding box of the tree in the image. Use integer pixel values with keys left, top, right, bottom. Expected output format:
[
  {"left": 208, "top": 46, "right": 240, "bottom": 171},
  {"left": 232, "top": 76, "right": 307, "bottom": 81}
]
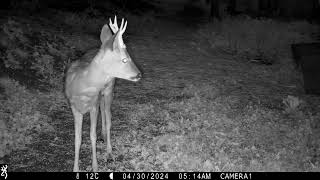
[{"left": 209, "top": 0, "right": 221, "bottom": 21}]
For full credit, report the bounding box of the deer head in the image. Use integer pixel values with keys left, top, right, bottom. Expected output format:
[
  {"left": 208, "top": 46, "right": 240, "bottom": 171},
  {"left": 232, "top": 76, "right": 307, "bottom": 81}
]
[{"left": 97, "top": 16, "right": 141, "bottom": 82}]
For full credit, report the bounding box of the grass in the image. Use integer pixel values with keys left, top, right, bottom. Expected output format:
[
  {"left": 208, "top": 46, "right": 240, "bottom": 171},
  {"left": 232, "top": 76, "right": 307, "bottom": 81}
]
[
  {"left": 196, "top": 15, "right": 319, "bottom": 65},
  {"left": 0, "top": 77, "right": 55, "bottom": 159},
  {"left": 1, "top": 8, "right": 320, "bottom": 172}
]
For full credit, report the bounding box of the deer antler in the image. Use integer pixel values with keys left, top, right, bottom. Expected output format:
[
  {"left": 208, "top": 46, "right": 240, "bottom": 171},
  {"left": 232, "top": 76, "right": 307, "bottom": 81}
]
[
  {"left": 109, "top": 15, "right": 127, "bottom": 35},
  {"left": 109, "top": 16, "right": 127, "bottom": 48},
  {"left": 119, "top": 18, "right": 127, "bottom": 35}
]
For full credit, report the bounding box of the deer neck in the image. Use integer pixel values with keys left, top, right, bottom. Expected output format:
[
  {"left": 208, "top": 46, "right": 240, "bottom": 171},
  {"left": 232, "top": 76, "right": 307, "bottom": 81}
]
[{"left": 85, "top": 50, "right": 113, "bottom": 88}]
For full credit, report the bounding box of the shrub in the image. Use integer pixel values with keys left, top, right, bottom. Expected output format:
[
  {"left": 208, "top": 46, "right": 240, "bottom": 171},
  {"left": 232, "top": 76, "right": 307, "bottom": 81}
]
[
  {"left": 2, "top": 19, "right": 27, "bottom": 43},
  {"left": 30, "top": 49, "right": 66, "bottom": 90},
  {"left": 1, "top": 18, "right": 71, "bottom": 90},
  {"left": 1, "top": 19, "right": 29, "bottom": 70}
]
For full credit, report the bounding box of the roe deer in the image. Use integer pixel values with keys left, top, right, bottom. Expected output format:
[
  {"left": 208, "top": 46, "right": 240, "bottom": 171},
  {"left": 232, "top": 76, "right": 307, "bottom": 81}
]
[{"left": 65, "top": 16, "right": 142, "bottom": 172}]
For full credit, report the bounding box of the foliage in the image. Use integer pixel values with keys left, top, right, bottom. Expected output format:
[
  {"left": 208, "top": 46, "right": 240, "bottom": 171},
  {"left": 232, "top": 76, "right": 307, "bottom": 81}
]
[
  {"left": 30, "top": 46, "right": 68, "bottom": 90},
  {"left": 1, "top": 19, "right": 29, "bottom": 69},
  {"left": 1, "top": 19, "right": 72, "bottom": 90}
]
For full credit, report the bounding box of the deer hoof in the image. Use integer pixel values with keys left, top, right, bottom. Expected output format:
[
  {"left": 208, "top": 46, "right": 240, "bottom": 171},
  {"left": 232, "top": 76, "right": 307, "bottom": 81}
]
[{"left": 97, "top": 138, "right": 104, "bottom": 143}]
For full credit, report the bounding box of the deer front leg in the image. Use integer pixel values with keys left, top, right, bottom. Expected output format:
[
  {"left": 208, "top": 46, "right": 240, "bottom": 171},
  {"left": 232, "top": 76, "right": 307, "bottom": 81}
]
[
  {"left": 100, "top": 91, "right": 113, "bottom": 154},
  {"left": 72, "top": 106, "right": 83, "bottom": 172},
  {"left": 100, "top": 94, "right": 106, "bottom": 142},
  {"left": 90, "top": 105, "right": 98, "bottom": 172}
]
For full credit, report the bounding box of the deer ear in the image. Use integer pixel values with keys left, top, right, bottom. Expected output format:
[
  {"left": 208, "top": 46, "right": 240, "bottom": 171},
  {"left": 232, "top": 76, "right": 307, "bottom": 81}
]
[{"left": 100, "top": 24, "right": 112, "bottom": 44}]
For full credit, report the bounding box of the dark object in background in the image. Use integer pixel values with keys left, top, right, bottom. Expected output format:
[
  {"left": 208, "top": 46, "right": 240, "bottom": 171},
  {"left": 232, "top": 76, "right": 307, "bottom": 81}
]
[
  {"left": 210, "top": 0, "right": 222, "bottom": 21},
  {"left": 291, "top": 43, "right": 320, "bottom": 95}
]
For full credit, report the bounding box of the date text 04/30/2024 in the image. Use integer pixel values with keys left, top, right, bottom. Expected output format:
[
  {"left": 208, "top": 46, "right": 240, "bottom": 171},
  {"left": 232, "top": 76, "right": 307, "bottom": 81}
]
[{"left": 120, "top": 172, "right": 251, "bottom": 180}]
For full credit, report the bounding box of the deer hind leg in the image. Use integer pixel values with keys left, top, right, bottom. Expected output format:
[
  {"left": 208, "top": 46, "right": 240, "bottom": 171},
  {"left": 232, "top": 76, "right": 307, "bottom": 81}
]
[
  {"left": 100, "top": 90, "right": 113, "bottom": 154},
  {"left": 90, "top": 105, "right": 98, "bottom": 172},
  {"left": 71, "top": 106, "right": 83, "bottom": 172}
]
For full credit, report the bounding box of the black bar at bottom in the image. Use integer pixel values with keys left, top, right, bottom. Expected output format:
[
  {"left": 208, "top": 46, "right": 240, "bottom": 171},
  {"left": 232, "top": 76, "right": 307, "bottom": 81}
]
[
  {"left": 5, "top": 172, "right": 320, "bottom": 180},
  {"left": 115, "top": 172, "right": 320, "bottom": 180}
]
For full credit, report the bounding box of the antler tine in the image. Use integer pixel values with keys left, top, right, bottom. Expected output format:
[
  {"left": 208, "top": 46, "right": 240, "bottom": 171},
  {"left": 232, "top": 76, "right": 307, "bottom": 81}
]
[
  {"left": 121, "top": 20, "right": 127, "bottom": 34},
  {"left": 109, "top": 18, "right": 113, "bottom": 29},
  {"left": 119, "top": 18, "right": 124, "bottom": 30},
  {"left": 109, "top": 15, "right": 119, "bottom": 34},
  {"left": 108, "top": 18, "right": 115, "bottom": 33},
  {"left": 113, "top": 15, "right": 119, "bottom": 30}
]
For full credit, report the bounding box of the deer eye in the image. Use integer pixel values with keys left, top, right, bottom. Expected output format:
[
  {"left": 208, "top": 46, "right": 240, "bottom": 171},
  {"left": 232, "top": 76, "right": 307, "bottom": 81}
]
[{"left": 122, "top": 58, "right": 128, "bottom": 63}]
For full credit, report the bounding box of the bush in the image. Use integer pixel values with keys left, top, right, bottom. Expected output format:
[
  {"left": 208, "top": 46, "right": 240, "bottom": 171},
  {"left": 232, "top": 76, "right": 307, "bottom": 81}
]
[
  {"left": 1, "top": 19, "right": 29, "bottom": 70},
  {"left": 30, "top": 49, "right": 67, "bottom": 90},
  {"left": 1, "top": 18, "right": 71, "bottom": 90}
]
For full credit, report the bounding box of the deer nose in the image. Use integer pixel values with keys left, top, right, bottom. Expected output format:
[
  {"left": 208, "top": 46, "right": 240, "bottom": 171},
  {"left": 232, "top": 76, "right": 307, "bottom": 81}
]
[
  {"left": 130, "top": 72, "right": 142, "bottom": 82},
  {"left": 136, "top": 73, "right": 142, "bottom": 80}
]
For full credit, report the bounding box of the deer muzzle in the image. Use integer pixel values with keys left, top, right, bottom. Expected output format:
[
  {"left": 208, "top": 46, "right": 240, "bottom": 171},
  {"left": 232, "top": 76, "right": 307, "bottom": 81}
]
[{"left": 130, "top": 72, "right": 142, "bottom": 82}]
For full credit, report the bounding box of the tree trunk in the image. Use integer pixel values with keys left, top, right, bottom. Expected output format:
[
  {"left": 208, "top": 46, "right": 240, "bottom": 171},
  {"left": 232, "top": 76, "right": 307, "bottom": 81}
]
[{"left": 210, "top": 0, "right": 221, "bottom": 21}]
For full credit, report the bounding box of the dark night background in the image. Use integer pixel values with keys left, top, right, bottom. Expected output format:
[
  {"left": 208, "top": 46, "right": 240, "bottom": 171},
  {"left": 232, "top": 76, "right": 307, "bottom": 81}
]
[{"left": 1, "top": 0, "right": 320, "bottom": 172}]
